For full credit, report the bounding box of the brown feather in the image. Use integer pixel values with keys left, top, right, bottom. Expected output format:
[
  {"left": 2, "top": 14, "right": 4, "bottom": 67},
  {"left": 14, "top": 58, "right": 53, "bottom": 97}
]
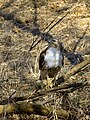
[{"left": 39, "top": 47, "right": 48, "bottom": 70}]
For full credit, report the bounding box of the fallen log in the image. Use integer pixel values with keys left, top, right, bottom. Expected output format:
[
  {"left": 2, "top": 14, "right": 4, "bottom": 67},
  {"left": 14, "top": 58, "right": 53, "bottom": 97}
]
[{"left": 0, "top": 101, "right": 77, "bottom": 119}]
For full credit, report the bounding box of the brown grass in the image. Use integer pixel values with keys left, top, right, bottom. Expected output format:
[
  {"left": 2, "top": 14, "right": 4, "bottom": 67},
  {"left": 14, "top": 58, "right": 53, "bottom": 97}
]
[{"left": 0, "top": 0, "right": 90, "bottom": 119}]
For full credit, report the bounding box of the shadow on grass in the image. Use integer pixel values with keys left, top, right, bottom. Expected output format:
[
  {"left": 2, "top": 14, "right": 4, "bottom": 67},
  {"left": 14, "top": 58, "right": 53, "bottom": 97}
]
[{"left": 0, "top": 0, "right": 84, "bottom": 65}]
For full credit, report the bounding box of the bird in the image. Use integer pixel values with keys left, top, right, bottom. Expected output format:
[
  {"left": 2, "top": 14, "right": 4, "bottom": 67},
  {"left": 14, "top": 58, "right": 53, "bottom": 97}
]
[{"left": 39, "top": 39, "right": 64, "bottom": 87}]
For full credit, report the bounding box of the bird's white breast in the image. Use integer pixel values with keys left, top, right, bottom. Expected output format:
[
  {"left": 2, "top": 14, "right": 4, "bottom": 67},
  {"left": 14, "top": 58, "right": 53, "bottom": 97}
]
[{"left": 44, "top": 47, "right": 63, "bottom": 68}]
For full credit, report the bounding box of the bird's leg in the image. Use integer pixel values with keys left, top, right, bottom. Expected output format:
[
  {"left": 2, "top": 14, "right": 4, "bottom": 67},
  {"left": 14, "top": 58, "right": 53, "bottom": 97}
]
[
  {"left": 46, "top": 75, "right": 54, "bottom": 89},
  {"left": 39, "top": 71, "right": 48, "bottom": 89},
  {"left": 52, "top": 74, "right": 59, "bottom": 87},
  {"left": 41, "top": 79, "right": 52, "bottom": 89},
  {"left": 52, "top": 77, "right": 56, "bottom": 87}
]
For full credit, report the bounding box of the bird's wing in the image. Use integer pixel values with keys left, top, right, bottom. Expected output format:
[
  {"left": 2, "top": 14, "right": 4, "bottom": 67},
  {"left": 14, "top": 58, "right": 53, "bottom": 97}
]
[
  {"left": 62, "top": 55, "right": 64, "bottom": 66},
  {"left": 39, "top": 47, "right": 49, "bottom": 70},
  {"left": 39, "top": 52, "right": 45, "bottom": 70}
]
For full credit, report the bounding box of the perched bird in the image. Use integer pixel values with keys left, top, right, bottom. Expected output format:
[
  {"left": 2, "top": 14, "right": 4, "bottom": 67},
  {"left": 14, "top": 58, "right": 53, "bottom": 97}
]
[{"left": 39, "top": 39, "right": 64, "bottom": 87}]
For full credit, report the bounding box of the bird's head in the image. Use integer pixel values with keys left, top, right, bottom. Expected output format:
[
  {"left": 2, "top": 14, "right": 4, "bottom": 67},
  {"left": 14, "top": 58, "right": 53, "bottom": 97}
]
[{"left": 48, "top": 39, "right": 63, "bottom": 50}]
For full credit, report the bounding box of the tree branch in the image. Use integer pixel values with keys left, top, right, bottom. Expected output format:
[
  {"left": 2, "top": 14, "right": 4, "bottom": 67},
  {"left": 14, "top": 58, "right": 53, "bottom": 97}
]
[
  {"left": 0, "top": 59, "right": 89, "bottom": 106},
  {"left": 0, "top": 80, "right": 88, "bottom": 105},
  {"left": 55, "top": 58, "right": 90, "bottom": 85}
]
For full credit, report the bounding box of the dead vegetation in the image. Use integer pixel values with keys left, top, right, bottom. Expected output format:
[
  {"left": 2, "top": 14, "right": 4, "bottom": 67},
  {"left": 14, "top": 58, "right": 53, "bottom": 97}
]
[{"left": 0, "top": 0, "right": 90, "bottom": 120}]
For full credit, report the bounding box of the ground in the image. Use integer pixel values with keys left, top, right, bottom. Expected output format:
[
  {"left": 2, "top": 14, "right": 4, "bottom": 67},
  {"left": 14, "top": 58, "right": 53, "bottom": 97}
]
[{"left": 0, "top": 0, "right": 90, "bottom": 119}]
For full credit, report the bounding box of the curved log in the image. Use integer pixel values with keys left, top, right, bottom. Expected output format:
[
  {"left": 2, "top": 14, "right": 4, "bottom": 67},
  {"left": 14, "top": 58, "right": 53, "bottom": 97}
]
[{"left": 0, "top": 101, "right": 77, "bottom": 119}]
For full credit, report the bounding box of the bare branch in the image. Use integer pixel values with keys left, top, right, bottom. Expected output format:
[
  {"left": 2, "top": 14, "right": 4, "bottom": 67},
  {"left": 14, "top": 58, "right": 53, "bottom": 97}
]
[
  {"left": 0, "top": 80, "right": 88, "bottom": 105},
  {"left": 55, "top": 58, "right": 90, "bottom": 85}
]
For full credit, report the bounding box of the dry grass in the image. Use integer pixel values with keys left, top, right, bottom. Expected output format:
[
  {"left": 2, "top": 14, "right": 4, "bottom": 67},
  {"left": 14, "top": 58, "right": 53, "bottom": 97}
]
[{"left": 0, "top": 0, "right": 90, "bottom": 119}]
